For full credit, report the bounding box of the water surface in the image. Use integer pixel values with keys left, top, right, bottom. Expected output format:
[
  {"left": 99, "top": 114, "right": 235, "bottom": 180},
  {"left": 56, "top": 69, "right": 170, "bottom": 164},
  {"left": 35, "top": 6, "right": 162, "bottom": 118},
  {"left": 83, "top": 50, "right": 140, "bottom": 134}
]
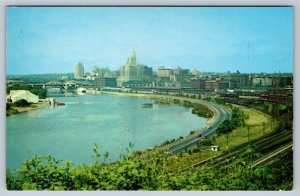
[{"left": 6, "top": 95, "right": 207, "bottom": 170}]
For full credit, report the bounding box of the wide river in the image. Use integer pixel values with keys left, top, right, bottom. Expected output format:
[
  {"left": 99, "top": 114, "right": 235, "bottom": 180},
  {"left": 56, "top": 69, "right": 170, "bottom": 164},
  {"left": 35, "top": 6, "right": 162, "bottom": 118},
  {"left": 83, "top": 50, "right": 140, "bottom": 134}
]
[{"left": 6, "top": 95, "right": 207, "bottom": 170}]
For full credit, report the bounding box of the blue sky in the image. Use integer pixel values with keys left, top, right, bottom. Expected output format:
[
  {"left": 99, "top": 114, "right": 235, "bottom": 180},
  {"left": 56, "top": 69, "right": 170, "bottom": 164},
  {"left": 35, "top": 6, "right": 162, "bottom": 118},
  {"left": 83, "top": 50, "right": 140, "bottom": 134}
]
[{"left": 6, "top": 7, "right": 293, "bottom": 75}]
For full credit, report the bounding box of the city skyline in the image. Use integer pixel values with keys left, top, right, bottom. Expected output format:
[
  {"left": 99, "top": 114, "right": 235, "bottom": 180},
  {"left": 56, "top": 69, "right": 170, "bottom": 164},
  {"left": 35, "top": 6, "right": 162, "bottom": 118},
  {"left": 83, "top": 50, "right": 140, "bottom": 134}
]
[{"left": 6, "top": 7, "right": 293, "bottom": 75}]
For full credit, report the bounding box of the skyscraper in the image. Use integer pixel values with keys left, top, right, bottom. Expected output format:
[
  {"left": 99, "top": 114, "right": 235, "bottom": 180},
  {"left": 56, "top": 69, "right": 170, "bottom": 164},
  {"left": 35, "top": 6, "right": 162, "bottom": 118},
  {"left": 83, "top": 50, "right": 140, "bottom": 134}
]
[
  {"left": 117, "top": 49, "right": 151, "bottom": 86},
  {"left": 74, "top": 63, "right": 84, "bottom": 79}
]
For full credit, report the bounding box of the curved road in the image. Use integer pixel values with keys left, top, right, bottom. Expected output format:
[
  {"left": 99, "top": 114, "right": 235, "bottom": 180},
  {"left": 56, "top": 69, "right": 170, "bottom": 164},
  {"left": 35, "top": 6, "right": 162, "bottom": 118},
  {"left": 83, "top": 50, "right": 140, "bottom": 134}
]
[{"left": 168, "top": 100, "right": 231, "bottom": 154}]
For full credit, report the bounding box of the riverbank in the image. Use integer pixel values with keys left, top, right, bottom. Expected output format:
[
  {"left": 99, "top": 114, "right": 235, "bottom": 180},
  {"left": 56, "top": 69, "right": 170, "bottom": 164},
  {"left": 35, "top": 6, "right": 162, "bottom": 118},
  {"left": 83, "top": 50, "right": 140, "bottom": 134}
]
[{"left": 6, "top": 102, "right": 47, "bottom": 116}]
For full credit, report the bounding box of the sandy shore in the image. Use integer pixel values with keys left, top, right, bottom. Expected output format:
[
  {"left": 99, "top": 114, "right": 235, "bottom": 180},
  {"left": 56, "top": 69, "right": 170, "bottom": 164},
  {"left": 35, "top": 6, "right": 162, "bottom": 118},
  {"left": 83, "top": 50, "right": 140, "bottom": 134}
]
[{"left": 9, "top": 102, "right": 48, "bottom": 115}]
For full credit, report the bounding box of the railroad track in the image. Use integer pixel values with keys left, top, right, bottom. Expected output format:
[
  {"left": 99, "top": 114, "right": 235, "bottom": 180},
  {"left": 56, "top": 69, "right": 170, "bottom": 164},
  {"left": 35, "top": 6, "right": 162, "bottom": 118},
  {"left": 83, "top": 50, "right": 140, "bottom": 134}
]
[
  {"left": 251, "top": 142, "right": 293, "bottom": 168},
  {"left": 185, "top": 130, "right": 293, "bottom": 170}
]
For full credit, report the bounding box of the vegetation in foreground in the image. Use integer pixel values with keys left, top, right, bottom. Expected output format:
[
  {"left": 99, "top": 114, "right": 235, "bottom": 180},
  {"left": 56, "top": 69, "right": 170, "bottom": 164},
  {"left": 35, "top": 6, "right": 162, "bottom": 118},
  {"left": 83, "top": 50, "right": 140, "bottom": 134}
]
[{"left": 6, "top": 143, "right": 293, "bottom": 190}]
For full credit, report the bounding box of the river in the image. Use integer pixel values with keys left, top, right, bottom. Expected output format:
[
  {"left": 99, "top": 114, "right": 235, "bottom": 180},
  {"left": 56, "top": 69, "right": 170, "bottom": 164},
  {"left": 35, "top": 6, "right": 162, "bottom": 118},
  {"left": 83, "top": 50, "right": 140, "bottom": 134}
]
[{"left": 6, "top": 94, "right": 207, "bottom": 170}]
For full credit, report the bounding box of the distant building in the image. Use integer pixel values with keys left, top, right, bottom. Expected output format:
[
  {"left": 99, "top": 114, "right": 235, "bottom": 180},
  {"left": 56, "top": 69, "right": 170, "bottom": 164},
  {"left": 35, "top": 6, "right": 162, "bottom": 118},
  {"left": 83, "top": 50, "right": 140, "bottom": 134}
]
[
  {"left": 95, "top": 77, "right": 117, "bottom": 89},
  {"left": 272, "top": 75, "right": 293, "bottom": 88},
  {"left": 60, "top": 76, "right": 70, "bottom": 81},
  {"left": 175, "top": 81, "right": 192, "bottom": 88},
  {"left": 191, "top": 79, "right": 206, "bottom": 89},
  {"left": 252, "top": 76, "right": 273, "bottom": 87},
  {"left": 205, "top": 80, "right": 219, "bottom": 91},
  {"left": 229, "top": 80, "right": 240, "bottom": 89},
  {"left": 90, "top": 66, "right": 101, "bottom": 77},
  {"left": 157, "top": 68, "right": 172, "bottom": 78},
  {"left": 74, "top": 63, "right": 84, "bottom": 79},
  {"left": 219, "top": 81, "right": 230, "bottom": 90},
  {"left": 117, "top": 49, "right": 151, "bottom": 86},
  {"left": 229, "top": 73, "right": 250, "bottom": 88},
  {"left": 7, "top": 90, "right": 39, "bottom": 103},
  {"left": 191, "top": 69, "right": 201, "bottom": 78}
]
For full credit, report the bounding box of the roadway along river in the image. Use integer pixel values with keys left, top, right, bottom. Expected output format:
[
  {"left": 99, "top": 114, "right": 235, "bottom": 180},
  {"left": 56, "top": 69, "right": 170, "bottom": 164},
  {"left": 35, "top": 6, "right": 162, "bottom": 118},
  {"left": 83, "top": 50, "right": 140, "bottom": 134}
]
[
  {"left": 6, "top": 94, "right": 208, "bottom": 170},
  {"left": 168, "top": 99, "right": 231, "bottom": 153}
]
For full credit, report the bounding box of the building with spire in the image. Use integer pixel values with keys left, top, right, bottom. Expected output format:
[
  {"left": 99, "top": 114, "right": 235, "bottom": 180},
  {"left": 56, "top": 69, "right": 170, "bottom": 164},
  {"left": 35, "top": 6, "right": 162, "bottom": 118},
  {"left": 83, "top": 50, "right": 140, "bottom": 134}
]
[{"left": 117, "top": 49, "right": 152, "bottom": 86}]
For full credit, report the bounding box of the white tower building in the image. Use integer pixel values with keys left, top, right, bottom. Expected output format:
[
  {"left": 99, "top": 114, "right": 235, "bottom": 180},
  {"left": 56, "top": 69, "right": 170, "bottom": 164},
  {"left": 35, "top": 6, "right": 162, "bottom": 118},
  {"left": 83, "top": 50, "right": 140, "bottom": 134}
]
[{"left": 74, "top": 63, "right": 84, "bottom": 79}]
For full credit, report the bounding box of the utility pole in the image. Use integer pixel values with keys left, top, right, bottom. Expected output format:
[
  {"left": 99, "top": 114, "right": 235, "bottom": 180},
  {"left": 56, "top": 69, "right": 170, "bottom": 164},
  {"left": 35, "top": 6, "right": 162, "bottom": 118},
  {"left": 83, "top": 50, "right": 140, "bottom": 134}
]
[
  {"left": 247, "top": 125, "right": 250, "bottom": 142},
  {"left": 262, "top": 122, "right": 266, "bottom": 135},
  {"left": 226, "top": 132, "right": 229, "bottom": 147}
]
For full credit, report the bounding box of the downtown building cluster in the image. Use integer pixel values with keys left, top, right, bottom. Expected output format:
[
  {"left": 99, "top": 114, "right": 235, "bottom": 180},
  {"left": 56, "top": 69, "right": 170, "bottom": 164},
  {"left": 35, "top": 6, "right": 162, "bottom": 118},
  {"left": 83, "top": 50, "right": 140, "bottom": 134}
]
[{"left": 73, "top": 50, "right": 293, "bottom": 91}]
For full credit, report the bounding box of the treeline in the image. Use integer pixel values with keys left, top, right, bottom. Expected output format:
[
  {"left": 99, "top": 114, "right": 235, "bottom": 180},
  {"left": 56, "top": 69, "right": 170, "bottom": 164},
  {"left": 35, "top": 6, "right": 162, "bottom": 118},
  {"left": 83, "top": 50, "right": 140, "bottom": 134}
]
[
  {"left": 182, "top": 100, "right": 214, "bottom": 119},
  {"left": 216, "top": 107, "right": 247, "bottom": 135},
  {"left": 6, "top": 145, "right": 292, "bottom": 190},
  {"left": 7, "top": 84, "right": 47, "bottom": 99}
]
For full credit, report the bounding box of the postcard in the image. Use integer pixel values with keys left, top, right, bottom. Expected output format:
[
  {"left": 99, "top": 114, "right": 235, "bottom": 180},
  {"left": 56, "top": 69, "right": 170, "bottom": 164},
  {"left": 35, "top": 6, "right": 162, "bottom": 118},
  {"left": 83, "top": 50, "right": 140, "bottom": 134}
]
[{"left": 6, "top": 6, "right": 293, "bottom": 190}]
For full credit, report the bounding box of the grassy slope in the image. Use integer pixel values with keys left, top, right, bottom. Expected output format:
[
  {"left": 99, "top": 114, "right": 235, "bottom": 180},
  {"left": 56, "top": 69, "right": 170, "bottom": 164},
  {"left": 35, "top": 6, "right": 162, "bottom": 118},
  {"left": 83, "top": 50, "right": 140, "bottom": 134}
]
[{"left": 174, "top": 104, "right": 276, "bottom": 169}]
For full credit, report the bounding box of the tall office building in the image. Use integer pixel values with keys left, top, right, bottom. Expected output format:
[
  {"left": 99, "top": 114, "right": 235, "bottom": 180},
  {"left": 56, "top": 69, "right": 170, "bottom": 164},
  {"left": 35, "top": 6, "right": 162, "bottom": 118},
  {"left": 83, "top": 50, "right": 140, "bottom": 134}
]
[
  {"left": 74, "top": 63, "right": 84, "bottom": 79},
  {"left": 117, "top": 49, "right": 152, "bottom": 86}
]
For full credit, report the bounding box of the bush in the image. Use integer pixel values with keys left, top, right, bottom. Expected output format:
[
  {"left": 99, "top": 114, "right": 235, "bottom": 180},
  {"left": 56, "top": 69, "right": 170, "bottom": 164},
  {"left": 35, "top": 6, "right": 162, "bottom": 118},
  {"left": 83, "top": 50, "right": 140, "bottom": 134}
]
[
  {"left": 200, "top": 138, "right": 213, "bottom": 146},
  {"left": 6, "top": 103, "right": 11, "bottom": 111},
  {"left": 6, "top": 150, "right": 293, "bottom": 190},
  {"left": 13, "top": 99, "right": 30, "bottom": 107}
]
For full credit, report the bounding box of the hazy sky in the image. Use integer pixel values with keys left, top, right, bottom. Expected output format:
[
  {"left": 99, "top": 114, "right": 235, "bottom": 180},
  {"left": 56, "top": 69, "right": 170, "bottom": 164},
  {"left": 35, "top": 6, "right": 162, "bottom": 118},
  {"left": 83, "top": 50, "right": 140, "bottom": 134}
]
[{"left": 6, "top": 7, "right": 293, "bottom": 75}]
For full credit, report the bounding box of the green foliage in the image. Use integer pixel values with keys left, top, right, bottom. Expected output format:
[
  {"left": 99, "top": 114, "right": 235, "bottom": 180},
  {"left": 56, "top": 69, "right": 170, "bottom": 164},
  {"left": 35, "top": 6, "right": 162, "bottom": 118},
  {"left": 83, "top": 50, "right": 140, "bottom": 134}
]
[
  {"left": 199, "top": 138, "right": 213, "bottom": 146},
  {"left": 6, "top": 103, "right": 11, "bottom": 111},
  {"left": 191, "top": 103, "right": 214, "bottom": 118},
  {"left": 13, "top": 99, "right": 30, "bottom": 107},
  {"left": 6, "top": 99, "right": 20, "bottom": 115},
  {"left": 31, "top": 88, "right": 47, "bottom": 99},
  {"left": 6, "top": 150, "right": 292, "bottom": 190},
  {"left": 215, "top": 98, "right": 226, "bottom": 105},
  {"left": 216, "top": 107, "right": 247, "bottom": 135},
  {"left": 216, "top": 120, "right": 232, "bottom": 135}
]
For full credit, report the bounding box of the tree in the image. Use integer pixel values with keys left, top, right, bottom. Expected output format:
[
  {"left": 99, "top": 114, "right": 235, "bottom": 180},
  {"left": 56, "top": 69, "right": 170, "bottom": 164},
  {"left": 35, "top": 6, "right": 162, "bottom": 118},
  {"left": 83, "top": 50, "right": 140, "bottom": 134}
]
[
  {"left": 216, "top": 120, "right": 232, "bottom": 135},
  {"left": 13, "top": 99, "right": 30, "bottom": 107}
]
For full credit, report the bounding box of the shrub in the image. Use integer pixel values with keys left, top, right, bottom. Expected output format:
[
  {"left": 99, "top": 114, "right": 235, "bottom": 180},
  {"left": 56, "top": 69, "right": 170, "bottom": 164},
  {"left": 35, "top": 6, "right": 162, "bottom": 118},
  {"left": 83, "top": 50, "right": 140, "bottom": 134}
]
[{"left": 13, "top": 99, "right": 30, "bottom": 107}]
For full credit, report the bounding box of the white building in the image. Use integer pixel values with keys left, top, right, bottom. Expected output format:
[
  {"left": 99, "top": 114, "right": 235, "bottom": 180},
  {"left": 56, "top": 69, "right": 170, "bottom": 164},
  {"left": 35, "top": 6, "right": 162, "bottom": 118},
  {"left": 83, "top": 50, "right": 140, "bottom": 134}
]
[
  {"left": 117, "top": 49, "right": 150, "bottom": 86},
  {"left": 7, "top": 90, "right": 39, "bottom": 103},
  {"left": 74, "top": 63, "right": 84, "bottom": 79}
]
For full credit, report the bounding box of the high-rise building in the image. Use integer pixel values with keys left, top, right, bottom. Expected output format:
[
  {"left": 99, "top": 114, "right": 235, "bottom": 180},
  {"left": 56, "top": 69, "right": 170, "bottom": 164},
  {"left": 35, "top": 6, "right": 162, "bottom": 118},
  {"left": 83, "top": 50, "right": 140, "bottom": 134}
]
[
  {"left": 117, "top": 49, "right": 151, "bottom": 86},
  {"left": 74, "top": 63, "right": 84, "bottom": 79}
]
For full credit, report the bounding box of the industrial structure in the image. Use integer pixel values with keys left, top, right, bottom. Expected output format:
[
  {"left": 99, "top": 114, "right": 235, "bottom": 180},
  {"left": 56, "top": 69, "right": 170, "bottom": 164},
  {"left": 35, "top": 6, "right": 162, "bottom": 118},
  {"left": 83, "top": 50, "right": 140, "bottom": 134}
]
[{"left": 7, "top": 90, "right": 39, "bottom": 103}]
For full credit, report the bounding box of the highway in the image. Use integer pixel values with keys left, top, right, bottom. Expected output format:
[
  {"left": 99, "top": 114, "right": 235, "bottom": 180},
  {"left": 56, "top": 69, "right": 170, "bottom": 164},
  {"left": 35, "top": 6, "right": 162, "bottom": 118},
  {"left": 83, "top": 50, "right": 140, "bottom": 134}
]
[{"left": 168, "top": 100, "right": 231, "bottom": 154}]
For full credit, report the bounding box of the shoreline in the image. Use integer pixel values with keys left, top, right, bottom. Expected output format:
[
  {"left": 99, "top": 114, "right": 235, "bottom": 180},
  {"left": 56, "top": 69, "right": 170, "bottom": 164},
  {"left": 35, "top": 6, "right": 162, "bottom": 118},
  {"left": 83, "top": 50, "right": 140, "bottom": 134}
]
[{"left": 7, "top": 102, "right": 48, "bottom": 116}]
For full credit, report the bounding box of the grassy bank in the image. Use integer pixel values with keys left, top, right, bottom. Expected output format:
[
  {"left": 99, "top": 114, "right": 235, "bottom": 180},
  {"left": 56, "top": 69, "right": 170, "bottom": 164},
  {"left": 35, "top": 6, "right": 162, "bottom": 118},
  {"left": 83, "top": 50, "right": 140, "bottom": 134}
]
[{"left": 173, "top": 105, "right": 276, "bottom": 169}]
